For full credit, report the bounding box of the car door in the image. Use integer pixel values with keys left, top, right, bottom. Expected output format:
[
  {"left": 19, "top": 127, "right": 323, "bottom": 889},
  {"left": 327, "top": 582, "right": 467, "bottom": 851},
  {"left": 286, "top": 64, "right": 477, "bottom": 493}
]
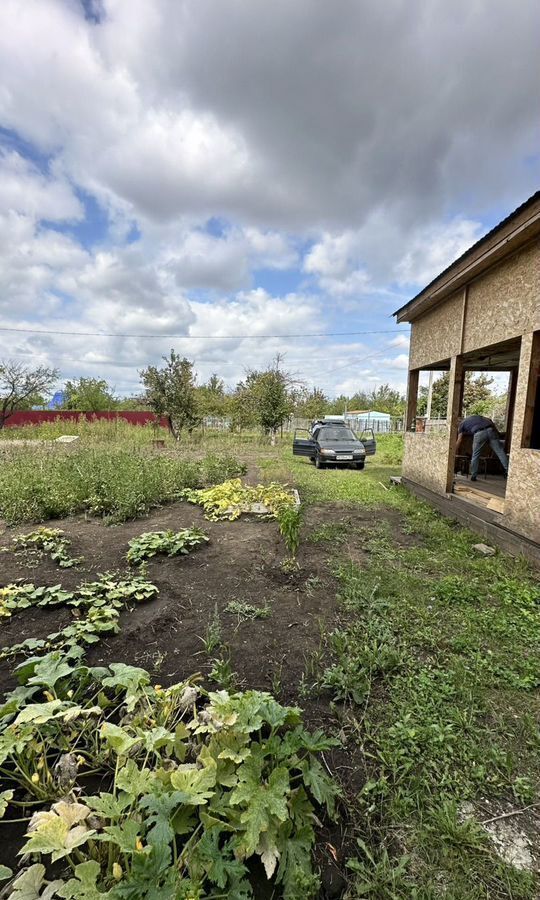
[
  {"left": 359, "top": 428, "right": 376, "bottom": 455},
  {"left": 292, "top": 429, "right": 317, "bottom": 456}
]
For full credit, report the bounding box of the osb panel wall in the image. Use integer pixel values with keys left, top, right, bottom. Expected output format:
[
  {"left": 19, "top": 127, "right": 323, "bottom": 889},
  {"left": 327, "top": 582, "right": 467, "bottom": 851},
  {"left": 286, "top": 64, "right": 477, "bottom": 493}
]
[
  {"left": 409, "top": 291, "right": 463, "bottom": 370},
  {"left": 503, "top": 332, "right": 540, "bottom": 542},
  {"left": 403, "top": 431, "right": 449, "bottom": 494},
  {"left": 511, "top": 332, "right": 534, "bottom": 449},
  {"left": 504, "top": 450, "right": 540, "bottom": 543},
  {"left": 463, "top": 242, "right": 540, "bottom": 353}
]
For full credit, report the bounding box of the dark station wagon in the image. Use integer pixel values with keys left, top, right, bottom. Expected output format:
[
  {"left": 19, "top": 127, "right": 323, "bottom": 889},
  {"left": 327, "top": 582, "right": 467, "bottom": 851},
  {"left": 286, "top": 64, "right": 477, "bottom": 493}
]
[{"left": 292, "top": 424, "right": 376, "bottom": 470}]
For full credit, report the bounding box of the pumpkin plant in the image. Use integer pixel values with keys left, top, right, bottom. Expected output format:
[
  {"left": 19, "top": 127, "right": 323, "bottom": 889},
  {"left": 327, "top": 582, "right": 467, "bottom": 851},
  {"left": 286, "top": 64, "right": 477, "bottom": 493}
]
[
  {"left": 0, "top": 658, "right": 340, "bottom": 899},
  {"left": 126, "top": 528, "right": 209, "bottom": 565}
]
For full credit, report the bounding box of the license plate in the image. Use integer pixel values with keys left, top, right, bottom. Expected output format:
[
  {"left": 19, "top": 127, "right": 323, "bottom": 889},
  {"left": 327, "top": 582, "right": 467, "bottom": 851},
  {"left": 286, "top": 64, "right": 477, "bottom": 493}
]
[{"left": 338, "top": 454, "right": 353, "bottom": 460}]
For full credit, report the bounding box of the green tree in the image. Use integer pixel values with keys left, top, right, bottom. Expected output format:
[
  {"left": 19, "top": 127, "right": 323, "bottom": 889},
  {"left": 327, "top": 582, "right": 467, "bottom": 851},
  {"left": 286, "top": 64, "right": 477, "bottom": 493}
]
[
  {"left": 236, "top": 358, "right": 296, "bottom": 443},
  {"left": 418, "top": 372, "right": 495, "bottom": 418},
  {"left": 63, "top": 377, "right": 117, "bottom": 411},
  {"left": 140, "top": 351, "right": 200, "bottom": 439},
  {"left": 197, "top": 374, "right": 228, "bottom": 418},
  {"left": 0, "top": 360, "right": 58, "bottom": 428},
  {"left": 230, "top": 379, "right": 258, "bottom": 431},
  {"left": 295, "top": 387, "right": 328, "bottom": 420},
  {"left": 366, "top": 384, "right": 405, "bottom": 416}
]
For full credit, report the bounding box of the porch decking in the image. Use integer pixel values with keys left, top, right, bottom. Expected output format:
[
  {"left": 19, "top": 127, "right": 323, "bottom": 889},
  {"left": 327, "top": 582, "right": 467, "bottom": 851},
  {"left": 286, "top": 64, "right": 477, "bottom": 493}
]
[{"left": 453, "top": 473, "right": 506, "bottom": 513}]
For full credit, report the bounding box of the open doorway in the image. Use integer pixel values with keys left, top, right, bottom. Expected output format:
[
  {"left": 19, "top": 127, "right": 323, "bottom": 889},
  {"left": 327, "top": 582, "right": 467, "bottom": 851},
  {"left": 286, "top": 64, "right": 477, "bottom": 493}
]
[{"left": 452, "top": 337, "right": 521, "bottom": 512}]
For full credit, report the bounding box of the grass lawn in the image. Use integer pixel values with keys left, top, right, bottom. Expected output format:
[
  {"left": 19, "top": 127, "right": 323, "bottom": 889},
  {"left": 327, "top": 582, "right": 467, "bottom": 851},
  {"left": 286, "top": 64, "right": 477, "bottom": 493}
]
[
  {"left": 262, "top": 438, "right": 540, "bottom": 898},
  {"left": 1, "top": 428, "right": 539, "bottom": 898}
]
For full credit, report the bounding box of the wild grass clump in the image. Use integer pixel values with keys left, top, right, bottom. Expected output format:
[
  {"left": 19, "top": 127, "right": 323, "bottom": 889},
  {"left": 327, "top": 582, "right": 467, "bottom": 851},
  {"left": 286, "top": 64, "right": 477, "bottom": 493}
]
[
  {"left": 0, "top": 446, "right": 245, "bottom": 524},
  {"left": 373, "top": 432, "right": 403, "bottom": 465},
  {"left": 0, "top": 418, "right": 164, "bottom": 445}
]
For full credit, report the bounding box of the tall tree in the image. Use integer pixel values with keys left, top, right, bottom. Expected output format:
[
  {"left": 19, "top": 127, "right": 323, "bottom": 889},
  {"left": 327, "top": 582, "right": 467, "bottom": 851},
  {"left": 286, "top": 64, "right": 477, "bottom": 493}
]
[
  {"left": 63, "top": 377, "right": 117, "bottom": 411},
  {"left": 417, "top": 372, "right": 495, "bottom": 418},
  {"left": 140, "top": 351, "right": 199, "bottom": 439},
  {"left": 295, "top": 387, "right": 328, "bottom": 420},
  {"left": 197, "top": 374, "right": 227, "bottom": 418},
  {"left": 367, "top": 384, "right": 405, "bottom": 416},
  {"left": 238, "top": 357, "right": 297, "bottom": 443},
  {"left": 0, "top": 360, "right": 58, "bottom": 429}
]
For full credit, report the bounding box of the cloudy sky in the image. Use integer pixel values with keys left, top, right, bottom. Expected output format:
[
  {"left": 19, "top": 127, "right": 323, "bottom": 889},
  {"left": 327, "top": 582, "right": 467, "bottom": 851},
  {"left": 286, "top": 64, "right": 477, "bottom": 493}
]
[{"left": 0, "top": 0, "right": 538, "bottom": 398}]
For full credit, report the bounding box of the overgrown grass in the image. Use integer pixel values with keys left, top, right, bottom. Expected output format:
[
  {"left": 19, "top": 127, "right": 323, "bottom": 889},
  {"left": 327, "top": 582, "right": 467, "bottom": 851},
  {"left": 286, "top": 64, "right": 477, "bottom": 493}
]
[
  {"left": 266, "top": 439, "right": 540, "bottom": 896},
  {"left": 0, "top": 418, "right": 283, "bottom": 449},
  {"left": 0, "top": 446, "right": 245, "bottom": 524},
  {"left": 306, "top": 507, "right": 540, "bottom": 895}
]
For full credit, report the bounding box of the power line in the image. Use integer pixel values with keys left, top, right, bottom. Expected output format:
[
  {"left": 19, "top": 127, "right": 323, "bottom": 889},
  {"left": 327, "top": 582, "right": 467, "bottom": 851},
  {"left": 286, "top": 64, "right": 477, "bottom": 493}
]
[{"left": 0, "top": 325, "right": 407, "bottom": 340}]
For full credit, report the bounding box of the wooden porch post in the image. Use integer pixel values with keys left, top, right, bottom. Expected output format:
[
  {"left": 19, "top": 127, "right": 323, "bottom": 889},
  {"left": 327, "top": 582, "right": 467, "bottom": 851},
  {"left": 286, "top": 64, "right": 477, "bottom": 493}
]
[
  {"left": 504, "top": 367, "right": 519, "bottom": 453},
  {"left": 405, "top": 368, "right": 419, "bottom": 431},
  {"left": 445, "top": 354, "right": 464, "bottom": 492}
]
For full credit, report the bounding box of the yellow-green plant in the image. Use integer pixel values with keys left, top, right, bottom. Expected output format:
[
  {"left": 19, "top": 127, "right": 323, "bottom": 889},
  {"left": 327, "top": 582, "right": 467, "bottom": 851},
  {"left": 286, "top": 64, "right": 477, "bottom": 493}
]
[{"left": 183, "top": 478, "right": 297, "bottom": 521}]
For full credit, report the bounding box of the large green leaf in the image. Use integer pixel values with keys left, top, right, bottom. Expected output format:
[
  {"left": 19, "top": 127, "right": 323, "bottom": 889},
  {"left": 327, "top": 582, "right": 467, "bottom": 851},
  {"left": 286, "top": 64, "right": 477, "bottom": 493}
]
[
  {"left": 21, "top": 802, "right": 95, "bottom": 863},
  {"left": 230, "top": 759, "right": 290, "bottom": 857},
  {"left": 116, "top": 760, "right": 157, "bottom": 798},
  {"left": 14, "top": 699, "right": 68, "bottom": 726},
  {"left": 57, "top": 861, "right": 111, "bottom": 899},
  {"left": 298, "top": 757, "right": 339, "bottom": 816},
  {"left": 169, "top": 758, "right": 217, "bottom": 805},
  {"left": 86, "top": 792, "right": 132, "bottom": 819},
  {"left": 100, "top": 722, "right": 141, "bottom": 756},
  {"left": 139, "top": 790, "right": 187, "bottom": 845},
  {"left": 9, "top": 863, "right": 64, "bottom": 900}
]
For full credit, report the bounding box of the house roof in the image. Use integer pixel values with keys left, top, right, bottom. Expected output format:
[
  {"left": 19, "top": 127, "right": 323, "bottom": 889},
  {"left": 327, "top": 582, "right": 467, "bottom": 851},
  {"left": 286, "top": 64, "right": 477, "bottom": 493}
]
[
  {"left": 347, "top": 409, "right": 391, "bottom": 417},
  {"left": 393, "top": 190, "right": 540, "bottom": 323}
]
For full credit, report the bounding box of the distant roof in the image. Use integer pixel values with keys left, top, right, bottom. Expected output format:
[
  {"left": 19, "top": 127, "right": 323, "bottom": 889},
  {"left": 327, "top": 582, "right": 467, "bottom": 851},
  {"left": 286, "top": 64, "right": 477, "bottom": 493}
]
[
  {"left": 347, "top": 409, "right": 391, "bottom": 417},
  {"left": 394, "top": 190, "right": 540, "bottom": 323}
]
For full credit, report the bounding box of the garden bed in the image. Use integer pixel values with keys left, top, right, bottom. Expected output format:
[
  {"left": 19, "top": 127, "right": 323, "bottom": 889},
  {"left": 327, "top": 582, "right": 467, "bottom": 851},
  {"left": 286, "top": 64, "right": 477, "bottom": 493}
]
[{"left": 0, "top": 499, "right": 384, "bottom": 896}]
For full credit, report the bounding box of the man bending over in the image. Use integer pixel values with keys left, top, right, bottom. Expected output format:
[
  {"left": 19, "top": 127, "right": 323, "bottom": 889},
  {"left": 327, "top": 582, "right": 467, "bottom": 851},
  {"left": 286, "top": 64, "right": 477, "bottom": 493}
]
[{"left": 455, "top": 415, "right": 509, "bottom": 481}]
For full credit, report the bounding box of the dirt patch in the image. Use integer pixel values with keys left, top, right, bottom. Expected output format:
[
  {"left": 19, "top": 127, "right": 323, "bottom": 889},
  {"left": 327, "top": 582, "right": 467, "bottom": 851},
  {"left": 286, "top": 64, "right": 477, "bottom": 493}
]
[{"left": 0, "top": 502, "right": 370, "bottom": 892}]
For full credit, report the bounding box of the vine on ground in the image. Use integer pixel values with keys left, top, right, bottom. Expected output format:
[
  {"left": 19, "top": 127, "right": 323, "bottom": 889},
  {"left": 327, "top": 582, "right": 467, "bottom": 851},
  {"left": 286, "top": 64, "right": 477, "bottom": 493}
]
[
  {"left": 183, "top": 479, "right": 297, "bottom": 522},
  {"left": 127, "top": 528, "right": 209, "bottom": 565},
  {"left": 13, "top": 527, "right": 82, "bottom": 568}
]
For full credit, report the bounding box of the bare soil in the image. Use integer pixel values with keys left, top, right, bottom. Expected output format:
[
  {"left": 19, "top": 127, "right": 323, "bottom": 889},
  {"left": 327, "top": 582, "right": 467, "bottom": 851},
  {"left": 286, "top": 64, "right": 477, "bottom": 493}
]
[{"left": 0, "top": 499, "right": 405, "bottom": 897}]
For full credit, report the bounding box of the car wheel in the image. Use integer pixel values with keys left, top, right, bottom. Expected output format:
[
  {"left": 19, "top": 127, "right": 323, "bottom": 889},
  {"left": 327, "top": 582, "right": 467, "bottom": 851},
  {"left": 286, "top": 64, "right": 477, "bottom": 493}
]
[
  {"left": 315, "top": 456, "right": 325, "bottom": 469},
  {"left": 356, "top": 461, "right": 365, "bottom": 470},
  {"left": 309, "top": 457, "right": 315, "bottom": 464}
]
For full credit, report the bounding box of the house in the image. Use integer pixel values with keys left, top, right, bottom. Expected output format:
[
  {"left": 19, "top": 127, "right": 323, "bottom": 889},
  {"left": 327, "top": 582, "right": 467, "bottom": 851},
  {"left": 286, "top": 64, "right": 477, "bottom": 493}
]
[
  {"left": 346, "top": 410, "right": 392, "bottom": 432},
  {"left": 394, "top": 191, "right": 540, "bottom": 563}
]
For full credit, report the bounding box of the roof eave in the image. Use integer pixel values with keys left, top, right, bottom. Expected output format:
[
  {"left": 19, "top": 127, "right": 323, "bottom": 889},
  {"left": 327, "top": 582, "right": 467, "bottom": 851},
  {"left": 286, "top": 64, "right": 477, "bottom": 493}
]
[{"left": 394, "top": 191, "right": 540, "bottom": 324}]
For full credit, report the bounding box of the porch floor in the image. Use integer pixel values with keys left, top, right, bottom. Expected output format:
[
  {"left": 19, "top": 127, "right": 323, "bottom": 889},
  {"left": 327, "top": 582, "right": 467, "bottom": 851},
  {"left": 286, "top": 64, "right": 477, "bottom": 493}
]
[{"left": 453, "top": 473, "right": 506, "bottom": 512}]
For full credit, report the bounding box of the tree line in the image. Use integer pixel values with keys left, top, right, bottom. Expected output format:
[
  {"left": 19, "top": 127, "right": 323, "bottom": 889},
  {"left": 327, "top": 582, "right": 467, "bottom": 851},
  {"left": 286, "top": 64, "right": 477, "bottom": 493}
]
[{"left": 1, "top": 353, "right": 504, "bottom": 436}]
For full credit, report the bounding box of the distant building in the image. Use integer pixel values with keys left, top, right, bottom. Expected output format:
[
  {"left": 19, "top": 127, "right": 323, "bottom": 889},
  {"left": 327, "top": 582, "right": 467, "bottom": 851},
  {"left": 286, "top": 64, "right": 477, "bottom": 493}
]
[{"left": 346, "top": 410, "right": 392, "bottom": 432}]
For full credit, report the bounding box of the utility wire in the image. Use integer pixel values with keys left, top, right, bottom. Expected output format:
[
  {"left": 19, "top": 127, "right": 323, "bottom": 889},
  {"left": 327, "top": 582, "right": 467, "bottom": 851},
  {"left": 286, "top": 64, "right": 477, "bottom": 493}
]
[{"left": 0, "top": 325, "right": 407, "bottom": 340}]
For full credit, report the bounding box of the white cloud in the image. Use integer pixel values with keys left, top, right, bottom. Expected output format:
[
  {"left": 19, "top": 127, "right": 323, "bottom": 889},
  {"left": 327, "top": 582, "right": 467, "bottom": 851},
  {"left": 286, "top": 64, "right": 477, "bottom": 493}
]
[
  {"left": 395, "top": 218, "right": 484, "bottom": 287},
  {"left": 388, "top": 334, "right": 410, "bottom": 348},
  {"left": 0, "top": 0, "right": 538, "bottom": 399},
  {"left": 0, "top": 150, "right": 83, "bottom": 222},
  {"left": 381, "top": 354, "right": 410, "bottom": 370}
]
